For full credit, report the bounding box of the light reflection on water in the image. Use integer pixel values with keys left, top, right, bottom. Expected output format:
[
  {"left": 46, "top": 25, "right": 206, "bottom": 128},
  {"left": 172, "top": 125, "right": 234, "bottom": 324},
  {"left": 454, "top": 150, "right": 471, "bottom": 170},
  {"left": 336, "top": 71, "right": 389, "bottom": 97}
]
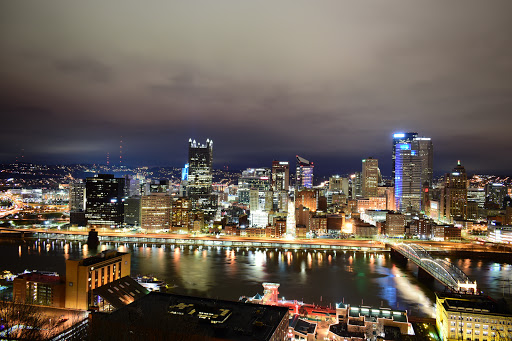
[{"left": 2, "top": 240, "right": 511, "bottom": 317}]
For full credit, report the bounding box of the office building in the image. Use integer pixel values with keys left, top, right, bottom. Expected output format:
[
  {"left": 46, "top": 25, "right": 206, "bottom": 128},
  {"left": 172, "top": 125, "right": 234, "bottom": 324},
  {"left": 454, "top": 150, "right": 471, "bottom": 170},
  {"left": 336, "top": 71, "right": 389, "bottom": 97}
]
[
  {"left": 329, "top": 175, "right": 349, "bottom": 196},
  {"left": 188, "top": 138, "right": 213, "bottom": 197},
  {"left": 392, "top": 132, "right": 418, "bottom": 180},
  {"left": 436, "top": 293, "right": 512, "bottom": 341},
  {"left": 238, "top": 168, "right": 271, "bottom": 204},
  {"left": 412, "top": 137, "right": 434, "bottom": 187},
  {"left": 65, "top": 250, "right": 131, "bottom": 310},
  {"left": 140, "top": 193, "right": 172, "bottom": 231},
  {"left": 440, "top": 161, "right": 468, "bottom": 223},
  {"left": 13, "top": 271, "right": 65, "bottom": 307},
  {"left": 386, "top": 211, "right": 405, "bottom": 237},
  {"left": 296, "top": 155, "right": 314, "bottom": 189},
  {"left": 69, "top": 181, "right": 86, "bottom": 212},
  {"left": 362, "top": 157, "right": 379, "bottom": 197},
  {"left": 123, "top": 196, "right": 141, "bottom": 226},
  {"left": 149, "top": 179, "right": 170, "bottom": 193},
  {"left": 295, "top": 189, "right": 317, "bottom": 212},
  {"left": 394, "top": 143, "right": 422, "bottom": 213},
  {"left": 271, "top": 161, "right": 289, "bottom": 192},
  {"left": 85, "top": 174, "right": 125, "bottom": 228},
  {"left": 187, "top": 138, "right": 217, "bottom": 219},
  {"left": 171, "top": 197, "right": 190, "bottom": 231},
  {"left": 350, "top": 172, "right": 362, "bottom": 199},
  {"left": 486, "top": 183, "right": 508, "bottom": 208},
  {"left": 487, "top": 223, "right": 512, "bottom": 244}
]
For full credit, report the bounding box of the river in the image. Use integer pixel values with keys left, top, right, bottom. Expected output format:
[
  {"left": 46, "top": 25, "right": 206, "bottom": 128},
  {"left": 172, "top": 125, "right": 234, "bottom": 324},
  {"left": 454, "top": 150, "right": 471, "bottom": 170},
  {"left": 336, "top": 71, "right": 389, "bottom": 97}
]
[{"left": 0, "top": 239, "right": 510, "bottom": 317}]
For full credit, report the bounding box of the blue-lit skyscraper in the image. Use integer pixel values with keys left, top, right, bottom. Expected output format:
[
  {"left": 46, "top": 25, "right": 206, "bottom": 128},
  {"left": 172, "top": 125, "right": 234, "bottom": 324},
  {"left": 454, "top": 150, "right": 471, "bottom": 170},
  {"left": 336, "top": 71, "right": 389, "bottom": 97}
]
[
  {"left": 392, "top": 132, "right": 418, "bottom": 180},
  {"left": 296, "top": 155, "right": 313, "bottom": 189},
  {"left": 394, "top": 143, "right": 422, "bottom": 213}
]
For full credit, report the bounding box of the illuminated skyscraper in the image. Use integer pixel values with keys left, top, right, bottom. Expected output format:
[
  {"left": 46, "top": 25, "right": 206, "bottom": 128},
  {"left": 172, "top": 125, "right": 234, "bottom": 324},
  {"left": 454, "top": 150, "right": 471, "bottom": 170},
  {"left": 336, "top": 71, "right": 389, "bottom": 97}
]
[
  {"left": 271, "top": 161, "right": 289, "bottom": 192},
  {"left": 296, "top": 155, "right": 313, "bottom": 189},
  {"left": 394, "top": 143, "right": 422, "bottom": 213},
  {"left": 392, "top": 132, "right": 418, "bottom": 180},
  {"left": 362, "top": 157, "right": 379, "bottom": 198},
  {"left": 188, "top": 139, "right": 213, "bottom": 196},
  {"left": 187, "top": 139, "right": 216, "bottom": 219}
]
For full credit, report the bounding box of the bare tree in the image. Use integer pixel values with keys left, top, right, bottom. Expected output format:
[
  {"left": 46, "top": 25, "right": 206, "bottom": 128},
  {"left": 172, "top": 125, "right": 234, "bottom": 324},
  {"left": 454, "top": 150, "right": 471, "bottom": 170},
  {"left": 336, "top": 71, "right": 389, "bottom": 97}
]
[{"left": 0, "top": 300, "right": 58, "bottom": 340}]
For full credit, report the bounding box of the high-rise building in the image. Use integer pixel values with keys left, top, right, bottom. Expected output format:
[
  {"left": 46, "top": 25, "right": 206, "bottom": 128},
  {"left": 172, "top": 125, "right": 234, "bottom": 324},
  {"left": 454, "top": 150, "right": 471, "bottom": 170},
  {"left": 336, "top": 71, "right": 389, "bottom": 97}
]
[
  {"left": 350, "top": 173, "right": 362, "bottom": 199},
  {"left": 271, "top": 161, "right": 289, "bottom": 192},
  {"left": 171, "top": 197, "right": 190, "bottom": 231},
  {"left": 362, "top": 157, "right": 379, "bottom": 197},
  {"left": 412, "top": 137, "right": 433, "bottom": 187},
  {"left": 485, "top": 183, "right": 508, "bottom": 208},
  {"left": 392, "top": 132, "right": 418, "bottom": 180},
  {"left": 237, "top": 168, "right": 271, "bottom": 204},
  {"left": 296, "top": 156, "right": 314, "bottom": 189},
  {"left": 394, "top": 143, "right": 422, "bottom": 213},
  {"left": 329, "top": 175, "right": 349, "bottom": 196},
  {"left": 188, "top": 139, "right": 213, "bottom": 197},
  {"left": 440, "top": 161, "right": 468, "bottom": 223},
  {"left": 69, "top": 181, "right": 86, "bottom": 212},
  {"left": 295, "top": 189, "right": 317, "bottom": 212},
  {"left": 123, "top": 196, "right": 141, "bottom": 226},
  {"left": 187, "top": 139, "right": 216, "bottom": 219},
  {"left": 85, "top": 174, "right": 125, "bottom": 228},
  {"left": 141, "top": 193, "right": 172, "bottom": 231},
  {"left": 149, "top": 180, "right": 170, "bottom": 194}
]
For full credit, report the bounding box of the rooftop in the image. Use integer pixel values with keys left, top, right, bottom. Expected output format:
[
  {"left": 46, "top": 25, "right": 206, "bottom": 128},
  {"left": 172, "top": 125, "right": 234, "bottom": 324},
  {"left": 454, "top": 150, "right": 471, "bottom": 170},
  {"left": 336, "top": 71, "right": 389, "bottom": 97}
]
[
  {"left": 92, "top": 276, "right": 149, "bottom": 310},
  {"left": 90, "top": 292, "right": 289, "bottom": 341},
  {"left": 437, "top": 293, "right": 512, "bottom": 316}
]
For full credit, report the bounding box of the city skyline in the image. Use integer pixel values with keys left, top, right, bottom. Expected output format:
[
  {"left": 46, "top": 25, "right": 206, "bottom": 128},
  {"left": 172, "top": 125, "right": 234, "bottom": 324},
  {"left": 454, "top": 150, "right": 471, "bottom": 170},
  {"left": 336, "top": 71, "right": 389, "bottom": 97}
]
[{"left": 1, "top": 2, "right": 512, "bottom": 175}]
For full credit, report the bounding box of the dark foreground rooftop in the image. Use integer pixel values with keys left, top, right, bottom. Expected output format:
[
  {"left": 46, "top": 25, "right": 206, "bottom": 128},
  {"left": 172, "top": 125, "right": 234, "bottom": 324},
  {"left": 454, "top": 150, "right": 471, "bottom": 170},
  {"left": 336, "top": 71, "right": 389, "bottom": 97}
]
[{"left": 90, "top": 292, "right": 289, "bottom": 341}]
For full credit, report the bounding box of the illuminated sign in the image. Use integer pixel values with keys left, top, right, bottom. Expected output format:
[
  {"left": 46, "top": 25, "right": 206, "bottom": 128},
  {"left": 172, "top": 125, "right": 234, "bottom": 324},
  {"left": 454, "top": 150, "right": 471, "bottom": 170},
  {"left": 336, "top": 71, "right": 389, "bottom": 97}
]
[
  {"left": 398, "top": 143, "right": 410, "bottom": 150},
  {"left": 279, "top": 162, "right": 288, "bottom": 165},
  {"left": 393, "top": 133, "right": 405, "bottom": 138}
]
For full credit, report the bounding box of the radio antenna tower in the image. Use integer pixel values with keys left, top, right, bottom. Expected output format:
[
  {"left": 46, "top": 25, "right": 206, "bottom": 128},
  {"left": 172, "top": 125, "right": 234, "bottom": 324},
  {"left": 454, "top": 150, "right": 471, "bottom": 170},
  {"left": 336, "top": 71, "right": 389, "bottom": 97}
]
[{"left": 119, "top": 136, "right": 123, "bottom": 167}]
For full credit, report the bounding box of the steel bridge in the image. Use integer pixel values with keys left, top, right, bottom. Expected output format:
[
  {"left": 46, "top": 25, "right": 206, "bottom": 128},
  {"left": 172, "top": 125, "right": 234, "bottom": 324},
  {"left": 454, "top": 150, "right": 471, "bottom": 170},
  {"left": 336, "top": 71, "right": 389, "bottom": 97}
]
[{"left": 391, "top": 243, "right": 477, "bottom": 293}]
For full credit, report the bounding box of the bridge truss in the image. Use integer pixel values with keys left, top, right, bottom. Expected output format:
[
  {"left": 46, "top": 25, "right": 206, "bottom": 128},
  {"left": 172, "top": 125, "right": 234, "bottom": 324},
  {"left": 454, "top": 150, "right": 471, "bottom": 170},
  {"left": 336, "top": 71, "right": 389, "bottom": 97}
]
[{"left": 393, "top": 243, "right": 477, "bottom": 293}]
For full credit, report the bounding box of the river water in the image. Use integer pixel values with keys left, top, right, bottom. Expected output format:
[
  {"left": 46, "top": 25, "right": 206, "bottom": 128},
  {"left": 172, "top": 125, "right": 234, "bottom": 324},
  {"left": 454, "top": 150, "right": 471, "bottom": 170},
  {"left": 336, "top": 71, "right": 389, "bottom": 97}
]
[{"left": 0, "top": 239, "right": 510, "bottom": 317}]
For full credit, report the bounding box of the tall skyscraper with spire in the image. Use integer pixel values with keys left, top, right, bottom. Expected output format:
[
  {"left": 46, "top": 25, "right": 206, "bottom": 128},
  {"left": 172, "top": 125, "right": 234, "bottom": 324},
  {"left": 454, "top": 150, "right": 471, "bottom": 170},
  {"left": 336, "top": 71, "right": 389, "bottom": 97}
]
[{"left": 187, "top": 138, "right": 216, "bottom": 219}]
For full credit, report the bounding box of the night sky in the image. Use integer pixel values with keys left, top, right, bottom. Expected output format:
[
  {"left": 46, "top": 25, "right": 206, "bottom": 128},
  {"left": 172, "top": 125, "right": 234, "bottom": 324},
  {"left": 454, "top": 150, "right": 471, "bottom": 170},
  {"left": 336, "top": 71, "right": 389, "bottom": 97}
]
[{"left": 1, "top": 2, "right": 512, "bottom": 177}]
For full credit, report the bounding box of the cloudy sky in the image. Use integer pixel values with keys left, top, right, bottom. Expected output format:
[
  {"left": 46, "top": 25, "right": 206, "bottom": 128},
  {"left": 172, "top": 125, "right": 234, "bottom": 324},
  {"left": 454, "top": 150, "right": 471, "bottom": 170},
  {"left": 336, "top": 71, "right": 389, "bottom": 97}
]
[{"left": 1, "top": 1, "right": 511, "bottom": 176}]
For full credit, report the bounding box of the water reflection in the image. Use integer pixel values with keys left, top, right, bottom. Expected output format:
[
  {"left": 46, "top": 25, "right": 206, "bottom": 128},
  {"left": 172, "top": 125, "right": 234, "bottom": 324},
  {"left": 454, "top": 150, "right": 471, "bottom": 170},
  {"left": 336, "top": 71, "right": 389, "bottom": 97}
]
[{"left": 1, "top": 240, "right": 510, "bottom": 316}]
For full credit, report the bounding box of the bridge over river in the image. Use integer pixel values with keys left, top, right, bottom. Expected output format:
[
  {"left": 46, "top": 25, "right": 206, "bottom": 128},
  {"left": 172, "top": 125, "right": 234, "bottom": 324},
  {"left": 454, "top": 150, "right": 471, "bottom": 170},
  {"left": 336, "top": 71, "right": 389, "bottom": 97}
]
[{"left": 391, "top": 243, "right": 478, "bottom": 293}]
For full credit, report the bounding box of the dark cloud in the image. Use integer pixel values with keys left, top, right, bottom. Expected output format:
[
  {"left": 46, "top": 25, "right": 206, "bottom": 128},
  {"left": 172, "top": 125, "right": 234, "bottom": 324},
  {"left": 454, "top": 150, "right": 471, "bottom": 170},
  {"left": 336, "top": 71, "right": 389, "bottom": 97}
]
[
  {"left": 53, "top": 58, "right": 112, "bottom": 83},
  {"left": 0, "top": 1, "right": 512, "bottom": 176}
]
